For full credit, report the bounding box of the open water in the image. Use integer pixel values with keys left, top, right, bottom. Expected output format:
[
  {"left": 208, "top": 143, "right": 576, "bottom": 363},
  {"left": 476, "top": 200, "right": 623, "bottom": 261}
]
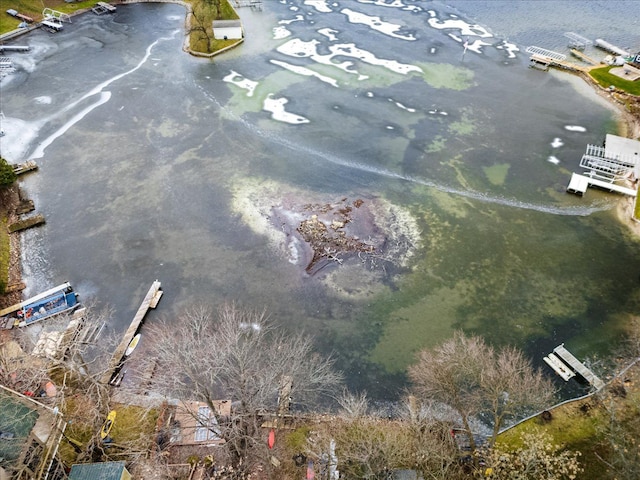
[{"left": 2, "top": 0, "right": 640, "bottom": 399}]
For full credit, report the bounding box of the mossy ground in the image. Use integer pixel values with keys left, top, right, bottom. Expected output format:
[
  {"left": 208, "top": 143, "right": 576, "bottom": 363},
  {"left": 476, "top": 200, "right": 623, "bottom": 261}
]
[{"left": 497, "top": 360, "right": 640, "bottom": 479}]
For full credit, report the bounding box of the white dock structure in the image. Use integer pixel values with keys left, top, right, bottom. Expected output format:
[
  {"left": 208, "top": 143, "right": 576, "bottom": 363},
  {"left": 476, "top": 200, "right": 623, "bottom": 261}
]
[
  {"left": 567, "top": 173, "right": 637, "bottom": 197},
  {"left": 553, "top": 344, "right": 605, "bottom": 390},
  {"left": 543, "top": 353, "right": 576, "bottom": 381},
  {"left": 526, "top": 46, "right": 590, "bottom": 72},
  {"left": 564, "top": 32, "right": 592, "bottom": 50},
  {"left": 100, "top": 280, "right": 162, "bottom": 384},
  {"left": 594, "top": 38, "right": 630, "bottom": 57},
  {"left": 567, "top": 135, "right": 640, "bottom": 197},
  {"left": 92, "top": 2, "right": 117, "bottom": 15}
]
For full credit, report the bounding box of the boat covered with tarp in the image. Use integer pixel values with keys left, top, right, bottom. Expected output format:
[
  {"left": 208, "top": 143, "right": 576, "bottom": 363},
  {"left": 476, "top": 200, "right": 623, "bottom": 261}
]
[{"left": 1, "top": 282, "right": 79, "bottom": 329}]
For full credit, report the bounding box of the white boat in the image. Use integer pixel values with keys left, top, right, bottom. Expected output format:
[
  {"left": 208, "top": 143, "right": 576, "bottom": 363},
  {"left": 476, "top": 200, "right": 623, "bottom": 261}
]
[{"left": 124, "top": 334, "right": 141, "bottom": 356}]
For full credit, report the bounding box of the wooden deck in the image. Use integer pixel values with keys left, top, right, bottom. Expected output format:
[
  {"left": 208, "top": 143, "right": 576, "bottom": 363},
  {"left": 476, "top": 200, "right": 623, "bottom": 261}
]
[
  {"left": 553, "top": 344, "right": 605, "bottom": 390},
  {"left": 100, "top": 280, "right": 162, "bottom": 384}
]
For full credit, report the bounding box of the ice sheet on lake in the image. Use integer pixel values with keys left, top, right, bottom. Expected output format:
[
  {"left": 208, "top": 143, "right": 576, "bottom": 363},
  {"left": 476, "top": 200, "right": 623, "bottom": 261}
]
[
  {"left": 551, "top": 138, "right": 564, "bottom": 148},
  {"left": 223, "top": 70, "right": 258, "bottom": 97},
  {"left": 357, "top": 0, "right": 424, "bottom": 13},
  {"left": 318, "top": 28, "right": 338, "bottom": 41},
  {"left": 263, "top": 94, "right": 310, "bottom": 124},
  {"left": 277, "top": 38, "right": 422, "bottom": 79},
  {"left": 427, "top": 11, "right": 493, "bottom": 38},
  {"left": 279, "top": 14, "right": 305, "bottom": 25},
  {"left": 271, "top": 60, "right": 339, "bottom": 87},
  {"left": 496, "top": 41, "right": 519, "bottom": 59},
  {"left": 341, "top": 8, "right": 416, "bottom": 41},
  {"left": 389, "top": 98, "right": 416, "bottom": 113},
  {"left": 304, "top": 0, "right": 333, "bottom": 13},
  {"left": 273, "top": 26, "right": 292, "bottom": 40}
]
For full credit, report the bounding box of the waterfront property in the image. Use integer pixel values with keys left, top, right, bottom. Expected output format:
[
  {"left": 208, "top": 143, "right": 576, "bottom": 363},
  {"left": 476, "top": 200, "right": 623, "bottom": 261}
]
[
  {"left": 0, "top": 282, "right": 79, "bottom": 329},
  {"left": 567, "top": 134, "right": 640, "bottom": 197}
]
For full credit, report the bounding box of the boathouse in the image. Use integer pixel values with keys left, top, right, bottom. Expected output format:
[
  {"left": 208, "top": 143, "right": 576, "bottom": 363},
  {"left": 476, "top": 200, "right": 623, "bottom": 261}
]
[{"left": 213, "top": 19, "right": 243, "bottom": 40}]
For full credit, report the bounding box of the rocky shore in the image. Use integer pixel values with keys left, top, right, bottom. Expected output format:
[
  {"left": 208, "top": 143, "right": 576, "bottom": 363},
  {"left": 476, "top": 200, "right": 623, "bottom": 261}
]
[{"left": 0, "top": 185, "right": 24, "bottom": 309}]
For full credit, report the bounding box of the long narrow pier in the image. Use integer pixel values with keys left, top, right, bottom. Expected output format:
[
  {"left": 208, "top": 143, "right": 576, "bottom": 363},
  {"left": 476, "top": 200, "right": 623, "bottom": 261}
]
[
  {"left": 567, "top": 172, "right": 637, "bottom": 197},
  {"left": 100, "top": 280, "right": 162, "bottom": 384},
  {"left": 553, "top": 344, "right": 605, "bottom": 390},
  {"left": 569, "top": 48, "right": 599, "bottom": 65}
]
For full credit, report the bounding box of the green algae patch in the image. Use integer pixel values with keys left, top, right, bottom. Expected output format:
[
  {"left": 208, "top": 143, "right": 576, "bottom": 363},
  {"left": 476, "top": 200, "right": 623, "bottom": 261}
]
[
  {"left": 483, "top": 163, "right": 510, "bottom": 186},
  {"left": 425, "top": 136, "right": 447, "bottom": 153},
  {"left": 368, "top": 284, "right": 469, "bottom": 372},
  {"left": 448, "top": 107, "right": 477, "bottom": 136},
  {"left": 416, "top": 62, "right": 475, "bottom": 90}
]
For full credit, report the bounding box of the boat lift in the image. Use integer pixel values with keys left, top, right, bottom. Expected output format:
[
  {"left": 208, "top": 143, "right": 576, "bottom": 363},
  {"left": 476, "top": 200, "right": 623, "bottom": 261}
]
[{"left": 564, "top": 32, "right": 592, "bottom": 50}]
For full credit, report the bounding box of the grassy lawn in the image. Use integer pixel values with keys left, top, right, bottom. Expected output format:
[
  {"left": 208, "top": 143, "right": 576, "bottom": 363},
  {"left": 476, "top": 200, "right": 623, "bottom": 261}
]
[
  {"left": 1, "top": 0, "right": 240, "bottom": 55},
  {"left": 589, "top": 65, "right": 640, "bottom": 96},
  {"left": 496, "top": 362, "right": 640, "bottom": 479}
]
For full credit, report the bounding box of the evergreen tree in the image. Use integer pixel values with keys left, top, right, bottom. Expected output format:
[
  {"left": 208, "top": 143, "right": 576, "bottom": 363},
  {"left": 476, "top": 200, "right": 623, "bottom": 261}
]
[{"left": 0, "top": 157, "right": 16, "bottom": 187}]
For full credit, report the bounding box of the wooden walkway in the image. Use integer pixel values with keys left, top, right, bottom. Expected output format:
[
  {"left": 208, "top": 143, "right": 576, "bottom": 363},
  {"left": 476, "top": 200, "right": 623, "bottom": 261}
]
[
  {"left": 569, "top": 48, "right": 599, "bottom": 65},
  {"left": 553, "top": 344, "right": 605, "bottom": 390},
  {"left": 100, "top": 280, "right": 162, "bottom": 384}
]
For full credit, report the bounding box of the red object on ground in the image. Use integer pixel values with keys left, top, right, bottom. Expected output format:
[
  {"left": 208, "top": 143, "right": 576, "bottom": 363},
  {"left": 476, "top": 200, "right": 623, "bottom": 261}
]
[
  {"left": 306, "top": 460, "right": 315, "bottom": 479},
  {"left": 268, "top": 428, "right": 275, "bottom": 449}
]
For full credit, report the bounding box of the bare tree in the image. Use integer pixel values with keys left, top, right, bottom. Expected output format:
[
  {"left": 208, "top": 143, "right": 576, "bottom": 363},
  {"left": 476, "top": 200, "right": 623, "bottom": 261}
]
[
  {"left": 408, "top": 331, "right": 555, "bottom": 453},
  {"left": 187, "top": 9, "right": 214, "bottom": 53},
  {"left": 142, "top": 302, "right": 343, "bottom": 473}
]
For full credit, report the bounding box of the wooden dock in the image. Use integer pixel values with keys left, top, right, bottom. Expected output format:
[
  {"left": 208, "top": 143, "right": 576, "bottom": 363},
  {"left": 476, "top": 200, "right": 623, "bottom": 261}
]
[
  {"left": 8, "top": 214, "right": 45, "bottom": 233},
  {"left": 553, "top": 344, "right": 605, "bottom": 390},
  {"left": 12, "top": 160, "right": 38, "bottom": 175},
  {"left": 100, "top": 280, "right": 162, "bottom": 384},
  {"left": 569, "top": 48, "right": 599, "bottom": 65}
]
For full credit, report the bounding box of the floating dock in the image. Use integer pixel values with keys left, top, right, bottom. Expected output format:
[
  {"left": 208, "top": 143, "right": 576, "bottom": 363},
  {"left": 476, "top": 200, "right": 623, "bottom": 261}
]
[
  {"left": 543, "top": 353, "right": 576, "bottom": 381},
  {"left": 553, "top": 344, "right": 605, "bottom": 390},
  {"left": 92, "top": 2, "right": 117, "bottom": 15},
  {"left": 100, "top": 280, "right": 162, "bottom": 384}
]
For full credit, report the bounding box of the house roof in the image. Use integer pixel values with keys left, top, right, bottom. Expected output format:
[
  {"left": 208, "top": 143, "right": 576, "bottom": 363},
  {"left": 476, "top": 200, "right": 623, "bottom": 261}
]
[
  {"left": 69, "top": 461, "right": 129, "bottom": 480},
  {"left": 212, "top": 20, "right": 242, "bottom": 28}
]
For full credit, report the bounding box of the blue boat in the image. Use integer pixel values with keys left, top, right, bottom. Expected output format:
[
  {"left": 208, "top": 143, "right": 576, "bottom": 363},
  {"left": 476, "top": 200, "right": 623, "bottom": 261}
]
[{"left": 1, "top": 283, "right": 79, "bottom": 329}]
